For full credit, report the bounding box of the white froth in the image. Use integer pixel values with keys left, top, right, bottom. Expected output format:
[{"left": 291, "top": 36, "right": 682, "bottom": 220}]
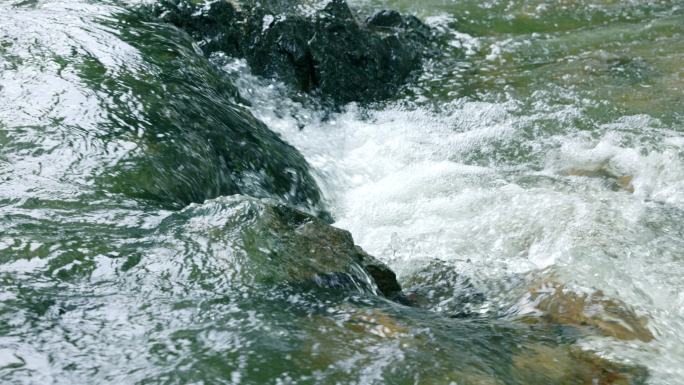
[{"left": 221, "top": 49, "right": 684, "bottom": 383}]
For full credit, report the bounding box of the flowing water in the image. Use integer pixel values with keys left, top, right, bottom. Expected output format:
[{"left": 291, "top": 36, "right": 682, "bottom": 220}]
[{"left": 1, "top": 0, "right": 684, "bottom": 384}]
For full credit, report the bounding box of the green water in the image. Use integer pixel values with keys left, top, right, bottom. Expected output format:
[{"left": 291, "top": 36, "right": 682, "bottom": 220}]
[{"left": 1, "top": 0, "right": 684, "bottom": 384}]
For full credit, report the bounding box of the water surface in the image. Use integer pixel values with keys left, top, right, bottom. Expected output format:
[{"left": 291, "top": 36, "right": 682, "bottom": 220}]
[{"left": 1, "top": 0, "right": 684, "bottom": 384}]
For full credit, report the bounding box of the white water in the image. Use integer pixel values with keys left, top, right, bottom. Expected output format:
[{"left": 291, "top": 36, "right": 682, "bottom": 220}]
[{"left": 219, "top": 49, "right": 684, "bottom": 383}]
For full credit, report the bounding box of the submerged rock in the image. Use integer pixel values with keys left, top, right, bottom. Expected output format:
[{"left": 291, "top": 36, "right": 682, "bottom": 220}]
[
  {"left": 402, "top": 259, "right": 486, "bottom": 317},
  {"left": 93, "top": 13, "right": 327, "bottom": 216},
  {"left": 511, "top": 344, "right": 648, "bottom": 385},
  {"left": 521, "top": 281, "right": 654, "bottom": 342},
  {"left": 155, "top": 0, "right": 432, "bottom": 104},
  {"left": 563, "top": 166, "right": 635, "bottom": 193},
  {"left": 400, "top": 261, "right": 653, "bottom": 343},
  {"left": 160, "top": 195, "right": 405, "bottom": 299}
]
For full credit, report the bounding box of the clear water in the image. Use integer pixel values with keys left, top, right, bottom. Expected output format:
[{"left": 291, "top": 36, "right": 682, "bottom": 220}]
[{"left": 2, "top": 0, "right": 684, "bottom": 384}]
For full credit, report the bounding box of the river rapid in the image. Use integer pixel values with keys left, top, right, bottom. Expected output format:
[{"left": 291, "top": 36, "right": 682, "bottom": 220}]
[{"left": 1, "top": 0, "right": 683, "bottom": 384}]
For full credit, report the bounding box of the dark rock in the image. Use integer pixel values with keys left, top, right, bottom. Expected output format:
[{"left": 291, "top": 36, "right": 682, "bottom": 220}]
[
  {"left": 153, "top": 0, "right": 433, "bottom": 105},
  {"left": 243, "top": 0, "right": 431, "bottom": 104},
  {"left": 156, "top": 0, "right": 244, "bottom": 56},
  {"left": 352, "top": 246, "right": 407, "bottom": 303},
  {"left": 242, "top": 12, "right": 319, "bottom": 93},
  {"left": 366, "top": 10, "right": 404, "bottom": 29}
]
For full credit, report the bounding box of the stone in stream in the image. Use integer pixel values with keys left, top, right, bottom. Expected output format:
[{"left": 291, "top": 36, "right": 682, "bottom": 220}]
[
  {"left": 154, "top": 0, "right": 432, "bottom": 105},
  {"left": 161, "top": 195, "right": 406, "bottom": 300},
  {"left": 402, "top": 260, "right": 653, "bottom": 343},
  {"left": 295, "top": 304, "right": 648, "bottom": 385},
  {"left": 520, "top": 280, "right": 654, "bottom": 342},
  {"left": 155, "top": 0, "right": 244, "bottom": 57},
  {"left": 92, "top": 12, "right": 328, "bottom": 218},
  {"left": 402, "top": 259, "right": 487, "bottom": 317},
  {"left": 398, "top": 263, "right": 650, "bottom": 382}
]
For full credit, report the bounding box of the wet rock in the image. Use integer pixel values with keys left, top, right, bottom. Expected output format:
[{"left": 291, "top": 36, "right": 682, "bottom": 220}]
[
  {"left": 165, "top": 195, "right": 405, "bottom": 299},
  {"left": 616, "top": 175, "right": 635, "bottom": 193},
  {"left": 97, "top": 14, "right": 327, "bottom": 216},
  {"left": 296, "top": 298, "right": 649, "bottom": 385},
  {"left": 245, "top": 0, "right": 430, "bottom": 104},
  {"left": 154, "top": 0, "right": 432, "bottom": 105},
  {"left": 354, "top": 247, "right": 407, "bottom": 303},
  {"left": 563, "top": 166, "right": 635, "bottom": 193},
  {"left": 365, "top": 9, "right": 404, "bottom": 28},
  {"left": 156, "top": 0, "right": 244, "bottom": 56}
]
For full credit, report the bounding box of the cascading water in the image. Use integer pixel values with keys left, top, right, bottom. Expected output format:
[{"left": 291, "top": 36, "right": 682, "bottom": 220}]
[
  {"left": 1, "top": 0, "right": 683, "bottom": 384},
  {"left": 223, "top": 0, "right": 684, "bottom": 381}
]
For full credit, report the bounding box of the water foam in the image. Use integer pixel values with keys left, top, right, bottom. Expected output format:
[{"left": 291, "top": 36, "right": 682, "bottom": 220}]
[{"left": 221, "top": 51, "right": 684, "bottom": 383}]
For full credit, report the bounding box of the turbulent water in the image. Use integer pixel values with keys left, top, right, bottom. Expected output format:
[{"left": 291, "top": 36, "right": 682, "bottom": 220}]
[{"left": 1, "top": 0, "right": 684, "bottom": 384}]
